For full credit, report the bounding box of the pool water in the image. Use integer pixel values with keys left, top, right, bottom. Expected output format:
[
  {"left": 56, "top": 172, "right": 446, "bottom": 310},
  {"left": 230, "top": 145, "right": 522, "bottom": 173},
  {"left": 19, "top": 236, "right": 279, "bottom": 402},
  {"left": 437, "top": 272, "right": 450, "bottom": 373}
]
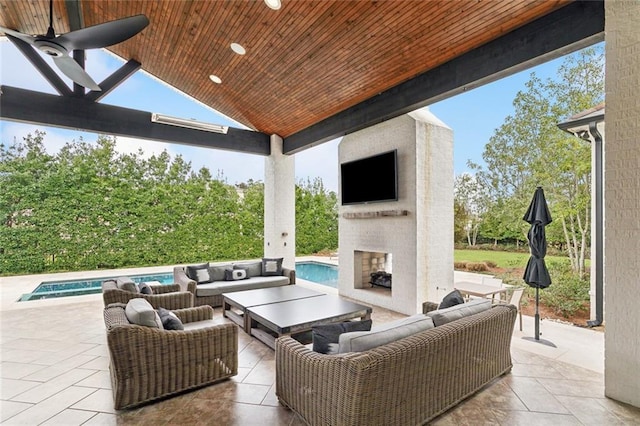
[
  {"left": 19, "top": 273, "right": 174, "bottom": 302},
  {"left": 295, "top": 261, "right": 338, "bottom": 288},
  {"left": 18, "top": 261, "right": 339, "bottom": 301}
]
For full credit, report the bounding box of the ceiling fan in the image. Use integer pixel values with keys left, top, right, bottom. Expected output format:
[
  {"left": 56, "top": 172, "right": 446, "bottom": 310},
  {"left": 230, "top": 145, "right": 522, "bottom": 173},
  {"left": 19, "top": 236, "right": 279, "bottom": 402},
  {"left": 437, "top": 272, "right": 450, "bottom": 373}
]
[{"left": 0, "top": 0, "right": 148, "bottom": 91}]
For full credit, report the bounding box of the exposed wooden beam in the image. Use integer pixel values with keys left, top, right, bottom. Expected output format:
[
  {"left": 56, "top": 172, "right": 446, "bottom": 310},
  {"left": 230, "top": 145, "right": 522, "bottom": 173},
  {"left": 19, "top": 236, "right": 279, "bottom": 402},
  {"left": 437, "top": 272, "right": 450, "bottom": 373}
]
[
  {"left": 0, "top": 85, "right": 270, "bottom": 155},
  {"left": 283, "top": 0, "right": 605, "bottom": 154},
  {"left": 6, "top": 35, "right": 73, "bottom": 97},
  {"left": 86, "top": 59, "right": 142, "bottom": 102}
]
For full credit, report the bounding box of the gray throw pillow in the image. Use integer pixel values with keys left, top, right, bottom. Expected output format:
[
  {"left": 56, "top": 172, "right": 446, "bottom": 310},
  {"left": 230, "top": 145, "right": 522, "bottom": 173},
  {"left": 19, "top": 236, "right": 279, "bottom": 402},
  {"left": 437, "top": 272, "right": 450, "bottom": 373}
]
[
  {"left": 225, "top": 269, "right": 248, "bottom": 281},
  {"left": 125, "top": 298, "right": 163, "bottom": 328},
  {"left": 312, "top": 320, "right": 373, "bottom": 354},
  {"left": 116, "top": 276, "right": 138, "bottom": 293},
  {"left": 157, "top": 308, "right": 184, "bottom": 330},
  {"left": 262, "top": 257, "right": 283, "bottom": 276},
  {"left": 186, "top": 263, "right": 211, "bottom": 284},
  {"left": 138, "top": 282, "right": 153, "bottom": 295},
  {"left": 439, "top": 289, "right": 464, "bottom": 309}
]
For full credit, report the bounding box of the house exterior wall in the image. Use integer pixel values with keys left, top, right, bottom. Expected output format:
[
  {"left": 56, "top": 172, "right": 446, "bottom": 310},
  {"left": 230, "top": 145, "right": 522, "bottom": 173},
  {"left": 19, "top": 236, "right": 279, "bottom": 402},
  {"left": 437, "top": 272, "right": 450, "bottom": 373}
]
[
  {"left": 338, "top": 108, "right": 453, "bottom": 315},
  {"left": 264, "top": 135, "right": 296, "bottom": 270},
  {"left": 604, "top": 0, "right": 640, "bottom": 408}
]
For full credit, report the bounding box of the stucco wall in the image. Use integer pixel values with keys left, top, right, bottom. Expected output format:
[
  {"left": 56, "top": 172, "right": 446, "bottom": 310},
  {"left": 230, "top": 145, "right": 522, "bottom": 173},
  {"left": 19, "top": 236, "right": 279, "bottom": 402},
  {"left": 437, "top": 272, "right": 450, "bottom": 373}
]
[
  {"left": 338, "top": 108, "right": 453, "bottom": 315},
  {"left": 604, "top": 0, "right": 640, "bottom": 408}
]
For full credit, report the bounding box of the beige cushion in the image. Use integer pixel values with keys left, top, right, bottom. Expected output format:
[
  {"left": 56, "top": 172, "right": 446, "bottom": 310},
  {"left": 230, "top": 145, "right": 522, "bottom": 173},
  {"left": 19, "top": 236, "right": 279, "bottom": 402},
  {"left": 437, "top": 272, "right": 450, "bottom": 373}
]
[
  {"left": 338, "top": 314, "right": 435, "bottom": 353},
  {"left": 429, "top": 298, "right": 492, "bottom": 326},
  {"left": 116, "top": 276, "right": 138, "bottom": 293},
  {"left": 125, "top": 298, "right": 163, "bottom": 328}
]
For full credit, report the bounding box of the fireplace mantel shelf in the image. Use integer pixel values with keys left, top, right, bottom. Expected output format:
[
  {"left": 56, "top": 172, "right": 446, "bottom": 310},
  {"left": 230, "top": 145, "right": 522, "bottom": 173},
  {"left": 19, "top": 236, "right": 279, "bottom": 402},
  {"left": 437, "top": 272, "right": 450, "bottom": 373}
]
[{"left": 342, "top": 209, "right": 409, "bottom": 219}]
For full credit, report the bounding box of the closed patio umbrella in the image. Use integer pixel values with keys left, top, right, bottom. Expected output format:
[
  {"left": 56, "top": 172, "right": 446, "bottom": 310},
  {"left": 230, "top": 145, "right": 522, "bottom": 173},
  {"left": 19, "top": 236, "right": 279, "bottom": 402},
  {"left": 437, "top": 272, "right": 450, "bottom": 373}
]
[{"left": 522, "top": 187, "right": 555, "bottom": 346}]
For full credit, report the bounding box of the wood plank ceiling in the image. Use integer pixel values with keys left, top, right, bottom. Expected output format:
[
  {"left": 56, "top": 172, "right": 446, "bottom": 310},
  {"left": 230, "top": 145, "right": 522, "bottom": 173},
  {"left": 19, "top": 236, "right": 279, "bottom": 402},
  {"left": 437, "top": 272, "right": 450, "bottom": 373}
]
[{"left": 1, "top": 0, "right": 570, "bottom": 138}]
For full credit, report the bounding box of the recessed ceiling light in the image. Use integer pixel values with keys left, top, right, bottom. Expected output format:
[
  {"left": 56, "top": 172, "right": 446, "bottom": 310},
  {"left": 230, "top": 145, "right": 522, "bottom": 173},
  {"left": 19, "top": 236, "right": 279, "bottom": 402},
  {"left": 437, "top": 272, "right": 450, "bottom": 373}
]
[
  {"left": 230, "top": 43, "right": 246, "bottom": 55},
  {"left": 265, "top": 0, "right": 281, "bottom": 10},
  {"left": 209, "top": 74, "right": 222, "bottom": 84}
]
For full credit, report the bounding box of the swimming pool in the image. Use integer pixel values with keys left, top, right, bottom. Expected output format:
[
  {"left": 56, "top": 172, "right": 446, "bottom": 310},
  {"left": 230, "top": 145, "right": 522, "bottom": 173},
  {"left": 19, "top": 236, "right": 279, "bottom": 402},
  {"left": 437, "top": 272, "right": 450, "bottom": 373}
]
[
  {"left": 295, "top": 261, "right": 338, "bottom": 288},
  {"left": 19, "top": 273, "right": 174, "bottom": 302},
  {"left": 18, "top": 261, "right": 339, "bottom": 301}
]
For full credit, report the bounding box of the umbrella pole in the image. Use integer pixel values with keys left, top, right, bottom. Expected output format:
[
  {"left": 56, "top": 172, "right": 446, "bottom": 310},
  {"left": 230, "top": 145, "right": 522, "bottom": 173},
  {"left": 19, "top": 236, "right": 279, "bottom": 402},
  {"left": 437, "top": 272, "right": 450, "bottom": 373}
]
[{"left": 535, "top": 287, "right": 540, "bottom": 340}]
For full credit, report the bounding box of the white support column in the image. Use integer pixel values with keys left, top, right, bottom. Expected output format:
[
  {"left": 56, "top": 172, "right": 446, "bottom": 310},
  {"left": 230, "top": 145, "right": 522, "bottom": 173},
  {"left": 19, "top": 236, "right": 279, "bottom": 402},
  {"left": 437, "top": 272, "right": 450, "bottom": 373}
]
[{"left": 264, "top": 134, "right": 296, "bottom": 269}]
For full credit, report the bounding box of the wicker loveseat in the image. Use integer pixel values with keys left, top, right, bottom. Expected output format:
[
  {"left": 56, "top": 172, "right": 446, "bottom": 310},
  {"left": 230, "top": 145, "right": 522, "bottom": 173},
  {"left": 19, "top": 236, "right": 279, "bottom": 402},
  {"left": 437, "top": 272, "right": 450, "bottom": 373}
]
[
  {"left": 275, "top": 302, "right": 517, "bottom": 425},
  {"left": 174, "top": 259, "right": 296, "bottom": 307},
  {"left": 102, "top": 278, "right": 194, "bottom": 310},
  {"left": 104, "top": 303, "right": 237, "bottom": 410}
]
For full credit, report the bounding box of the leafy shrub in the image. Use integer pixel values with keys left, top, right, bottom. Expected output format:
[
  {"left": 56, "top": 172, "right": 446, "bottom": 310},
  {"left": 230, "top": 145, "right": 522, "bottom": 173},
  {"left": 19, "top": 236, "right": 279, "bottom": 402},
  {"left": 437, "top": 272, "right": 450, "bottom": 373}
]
[
  {"left": 466, "top": 262, "right": 489, "bottom": 272},
  {"left": 535, "top": 260, "right": 590, "bottom": 318}
]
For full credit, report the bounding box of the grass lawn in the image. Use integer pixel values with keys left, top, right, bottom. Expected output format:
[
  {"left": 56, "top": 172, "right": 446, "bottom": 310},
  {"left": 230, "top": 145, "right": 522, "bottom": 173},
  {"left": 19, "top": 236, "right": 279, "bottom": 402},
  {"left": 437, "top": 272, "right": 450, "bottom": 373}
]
[{"left": 454, "top": 249, "right": 570, "bottom": 269}]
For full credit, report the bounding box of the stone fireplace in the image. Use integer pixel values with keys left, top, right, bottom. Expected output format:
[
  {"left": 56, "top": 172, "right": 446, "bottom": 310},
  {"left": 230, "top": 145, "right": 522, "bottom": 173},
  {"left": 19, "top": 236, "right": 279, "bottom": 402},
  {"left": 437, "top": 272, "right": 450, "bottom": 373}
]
[{"left": 337, "top": 108, "right": 454, "bottom": 315}]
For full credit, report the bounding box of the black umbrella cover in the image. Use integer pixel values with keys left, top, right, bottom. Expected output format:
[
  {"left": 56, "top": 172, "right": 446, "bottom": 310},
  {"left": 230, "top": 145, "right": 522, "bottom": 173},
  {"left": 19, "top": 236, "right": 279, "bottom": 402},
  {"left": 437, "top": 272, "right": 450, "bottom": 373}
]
[
  {"left": 523, "top": 223, "right": 552, "bottom": 288},
  {"left": 523, "top": 187, "right": 552, "bottom": 289},
  {"left": 523, "top": 187, "right": 552, "bottom": 225}
]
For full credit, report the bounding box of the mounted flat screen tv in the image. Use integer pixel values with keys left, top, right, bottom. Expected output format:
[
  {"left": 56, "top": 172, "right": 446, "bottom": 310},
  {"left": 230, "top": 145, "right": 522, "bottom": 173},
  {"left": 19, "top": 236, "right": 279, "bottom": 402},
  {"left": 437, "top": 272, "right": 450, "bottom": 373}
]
[{"left": 340, "top": 150, "right": 398, "bottom": 205}]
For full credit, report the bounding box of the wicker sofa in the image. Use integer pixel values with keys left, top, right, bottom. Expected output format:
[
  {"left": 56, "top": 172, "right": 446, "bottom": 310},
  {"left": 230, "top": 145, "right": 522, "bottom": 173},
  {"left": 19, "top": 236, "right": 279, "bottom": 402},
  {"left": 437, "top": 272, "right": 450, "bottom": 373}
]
[
  {"left": 174, "top": 259, "right": 296, "bottom": 307},
  {"left": 275, "top": 301, "right": 517, "bottom": 425},
  {"left": 102, "top": 278, "right": 194, "bottom": 310},
  {"left": 104, "top": 303, "right": 237, "bottom": 410}
]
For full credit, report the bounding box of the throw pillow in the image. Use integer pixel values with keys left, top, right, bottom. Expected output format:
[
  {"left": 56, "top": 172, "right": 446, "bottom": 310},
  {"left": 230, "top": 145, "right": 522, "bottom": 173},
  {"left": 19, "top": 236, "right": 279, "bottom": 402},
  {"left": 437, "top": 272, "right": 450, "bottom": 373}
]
[
  {"left": 262, "top": 257, "right": 283, "bottom": 276},
  {"left": 116, "top": 276, "right": 138, "bottom": 293},
  {"left": 125, "top": 298, "right": 163, "bottom": 328},
  {"left": 186, "top": 263, "right": 211, "bottom": 284},
  {"left": 138, "top": 282, "right": 154, "bottom": 295},
  {"left": 234, "top": 261, "right": 262, "bottom": 278},
  {"left": 208, "top": 265, "right": 228, "bottom": 282},
  {"left": 312, "top": 320, "right": 373, "bottom": 354},
  {"left": 439, "top": 289, "right": 465, "bottom": 309},
  {"left": 157, "top": 308, "right": 184, "bottom": 330},
  {"left": 225, "top": 268, "right": 248, "bottom": 281}
]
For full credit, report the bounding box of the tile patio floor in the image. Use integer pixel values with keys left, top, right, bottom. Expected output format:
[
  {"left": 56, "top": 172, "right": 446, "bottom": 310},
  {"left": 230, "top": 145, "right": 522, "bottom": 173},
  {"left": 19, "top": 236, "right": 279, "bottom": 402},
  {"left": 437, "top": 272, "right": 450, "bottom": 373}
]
[{"left": 1, "top": 265, "right": 640, "bottom": 425}]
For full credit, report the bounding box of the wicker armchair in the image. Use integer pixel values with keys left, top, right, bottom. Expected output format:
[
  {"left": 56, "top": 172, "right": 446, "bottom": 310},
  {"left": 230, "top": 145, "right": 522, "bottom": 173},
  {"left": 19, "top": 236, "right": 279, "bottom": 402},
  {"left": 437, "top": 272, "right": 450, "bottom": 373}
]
[
  {"left": 104, "top": 304, "right": 238, "bottom": 410},
  {"left": 102, "top": 279, "right": 194, "bottom": 310}
]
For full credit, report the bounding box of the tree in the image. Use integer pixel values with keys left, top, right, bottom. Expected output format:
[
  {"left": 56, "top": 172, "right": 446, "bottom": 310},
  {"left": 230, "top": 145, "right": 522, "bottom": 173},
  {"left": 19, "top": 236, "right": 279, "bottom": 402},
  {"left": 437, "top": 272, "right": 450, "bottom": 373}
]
[
  {"left": 295, "top": 178, "right": 338, "bottom": 255},
  {"left": 1, "top": 131, "right": 340, "bottom": 275},
  {"left": 453, "top": 173, "right": 486, "bottom": 246},
  {"left": 470, "top": 46, "right": 604, "bottom": 276}
]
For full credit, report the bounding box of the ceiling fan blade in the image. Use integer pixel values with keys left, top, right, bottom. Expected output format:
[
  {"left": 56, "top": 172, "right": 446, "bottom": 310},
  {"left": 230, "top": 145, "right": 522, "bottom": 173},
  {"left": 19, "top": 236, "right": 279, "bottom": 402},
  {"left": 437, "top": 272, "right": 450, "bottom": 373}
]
[
  {"left": 53, "top": 56, "right": 101, "bottom": 91},
  {"left": 56, "top": 15, "right": 149, "bottom": 50},
  {"left": 0, "top": 26, "right": 37, "bottom": 45}
]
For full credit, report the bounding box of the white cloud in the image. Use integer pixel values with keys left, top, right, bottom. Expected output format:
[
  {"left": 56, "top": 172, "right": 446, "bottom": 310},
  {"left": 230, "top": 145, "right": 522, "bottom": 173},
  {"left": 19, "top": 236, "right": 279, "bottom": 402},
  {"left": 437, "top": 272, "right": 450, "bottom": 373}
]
[{"left": 0, "top": 121, "right": 69, "bottom": 153}]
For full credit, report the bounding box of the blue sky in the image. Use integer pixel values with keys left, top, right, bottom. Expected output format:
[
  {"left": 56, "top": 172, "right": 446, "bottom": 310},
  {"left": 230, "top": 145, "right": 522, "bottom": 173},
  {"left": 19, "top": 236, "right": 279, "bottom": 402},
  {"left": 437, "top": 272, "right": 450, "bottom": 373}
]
[{"left": 1, "top": 39, "right": 566, "bottom": 192}]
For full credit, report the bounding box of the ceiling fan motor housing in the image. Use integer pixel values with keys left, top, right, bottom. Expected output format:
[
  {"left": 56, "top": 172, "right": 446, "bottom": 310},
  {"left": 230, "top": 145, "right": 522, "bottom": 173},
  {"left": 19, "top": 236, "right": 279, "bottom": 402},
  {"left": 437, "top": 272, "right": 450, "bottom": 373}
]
[{"left": 34, "top": 39, "right": 68, "bottom": 57}]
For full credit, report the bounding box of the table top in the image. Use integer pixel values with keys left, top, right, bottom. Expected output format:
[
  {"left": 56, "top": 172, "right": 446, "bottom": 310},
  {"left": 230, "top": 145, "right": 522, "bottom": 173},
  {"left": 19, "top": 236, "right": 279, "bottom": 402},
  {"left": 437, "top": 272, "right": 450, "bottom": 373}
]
[
  {"left": 454, "top": 281, "right": 508, "bottom": 298},
  {"left": 247, "top": 295, "right": 372, "bottom": 333},
  {"left": 222, "top": 285, "right": 324, "bottom": 308}
]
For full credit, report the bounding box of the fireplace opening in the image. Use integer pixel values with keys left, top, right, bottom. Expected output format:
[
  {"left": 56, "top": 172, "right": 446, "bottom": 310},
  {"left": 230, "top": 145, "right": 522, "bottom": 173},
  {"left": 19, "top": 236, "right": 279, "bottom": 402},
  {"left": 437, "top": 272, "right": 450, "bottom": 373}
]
[{"left": 354, "top": 250, "right": 392, "bottom": 292}]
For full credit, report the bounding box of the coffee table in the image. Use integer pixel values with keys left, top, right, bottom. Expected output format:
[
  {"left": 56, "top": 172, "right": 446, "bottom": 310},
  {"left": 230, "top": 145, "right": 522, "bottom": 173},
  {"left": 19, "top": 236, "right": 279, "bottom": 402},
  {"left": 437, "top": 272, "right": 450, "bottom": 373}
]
[
  {"left": 222, "top": 286, "right": 324, "bottom": 333},
  {"left": 247, "top": 295, "right": 372, "bottom": 349}
]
